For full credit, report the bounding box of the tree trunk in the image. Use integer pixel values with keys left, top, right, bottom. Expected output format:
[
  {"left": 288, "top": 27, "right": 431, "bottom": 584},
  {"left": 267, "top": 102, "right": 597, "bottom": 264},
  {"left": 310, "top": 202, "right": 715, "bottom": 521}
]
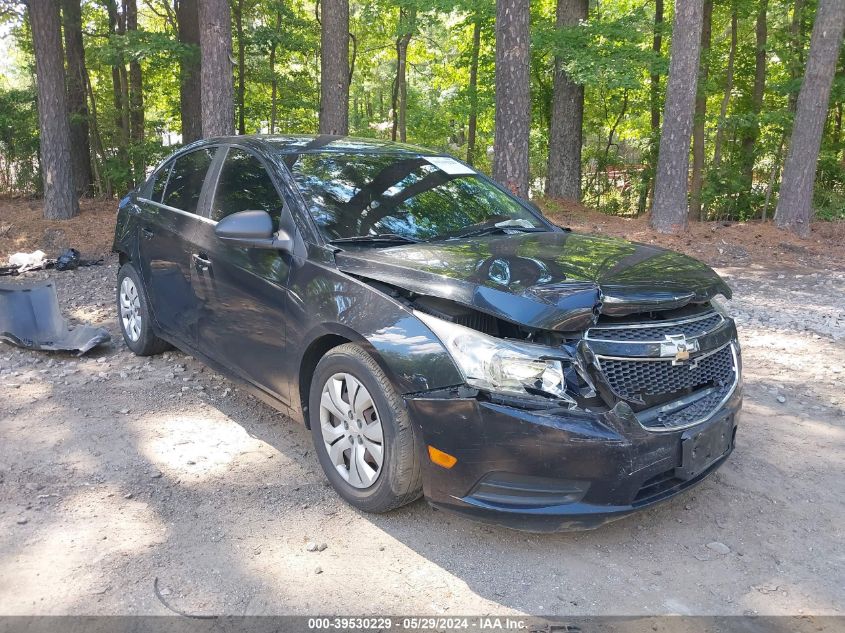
[
  {"left": 492, "top": 0, "right": 531, "bottom": 198},
  {"left": 126, "top": 0, "right": 144, "bottom": 184},
  {"left": 466, "top": 18, "right": 481, "bottom": 166},
  {"left": 711, "top": 6, "right": 737, "bottom": 170},
  {"left": 762, "top": 132, "right": 785, "bottom": 220},
  {"left": 650, "top": 0, "right": 705, "bottom": 233},
  {"left": 119, "top": 62, "right": 130, "bottom": 148},
  {"left": 269, "top": 10, "right": 281, "bottom": 134},
  {"left": 60, "top": 0, "right": 93, "bottom": 197},
  {"left": 397, "top": 34, "right": 409, "bottom": 142},
  {"left": 391, "top": 7, "right": 415, "bottom": 142},
  {"left": 177, "top": 0, "right": 202, "bottom": 143},
  {"left": 774, "top": 0, "right": 845, "bottom": 236},
  {"left": 104, "top": 0, "right": 130, "bottom": 170},
  {"left": 738, "top": 0, "right": 768, "bottom": 202},
  {"left": 126, "top": 0, "right": 143, "bottom": 144},
  {"left": 689, "top": 0, "right": 712, "bottom": 222},
  {"left": 788, "top": 0, "right": 807, "bottom": 115},
  {"left": 638, "top": 0, "right": 664, "bottom": 216},
  {"left": 546, "top": 0, "right": 588, "bottom": 201},
  {"left": 319, "top": 0, "right": 350, "bottom": 135},
  {"left": 29, "top": 0, "right": 79, "bottom": 219},
  {"left": 349, "top": 31, "right": 357, "bottom": 85},
  {"left": 85, "top": 70, "right": 111, "bottom": 196},
  {"left": 601, "top": 91, "right": 629, "bottom": 174},
  {"left": 352, "top": 93, "right": 359, "bottom": 130},
  {"left": 198, "top": 0, "right": 235, "bottom": 137},
  {"left": 767, "top": 0, "right": 808, "bottom": 208},
  {"left": 650, "top": 0, "right": 664, "bottom": 134},
  {"left": 234, "top": 0, "right": 246, "bottom": 135}
]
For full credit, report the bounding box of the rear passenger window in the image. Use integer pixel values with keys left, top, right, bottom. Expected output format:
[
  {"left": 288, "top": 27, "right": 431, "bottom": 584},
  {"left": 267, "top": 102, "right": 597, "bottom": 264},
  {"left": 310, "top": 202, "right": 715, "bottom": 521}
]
[
  {"left": 162, "top": 148, "right": 214, "bottom": 214},
  {"left": 210, "top": 148, "right": 283, "bottom": 223}
]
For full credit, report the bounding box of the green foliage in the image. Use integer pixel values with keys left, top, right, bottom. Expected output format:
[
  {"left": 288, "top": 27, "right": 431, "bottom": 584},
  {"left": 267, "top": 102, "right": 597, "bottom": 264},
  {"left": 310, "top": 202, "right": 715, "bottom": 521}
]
[
  {"left": 814, "top": 145, "right": 845, "bottom": 220},
  {"left": 535, "top": 3, "right": 662, "bottom": 91},
  {"left": 1, "top": 0, "right": 843, "bottom": 225},
  {"left": 0, "top": 86, "right": 40, "bottom": 193}
]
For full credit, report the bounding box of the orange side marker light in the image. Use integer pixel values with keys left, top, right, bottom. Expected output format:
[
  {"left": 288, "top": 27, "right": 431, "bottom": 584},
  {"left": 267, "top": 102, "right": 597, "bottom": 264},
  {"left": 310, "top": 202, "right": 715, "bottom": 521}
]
[{"left": 428, "top": 445, "right": 458, "bottom": 469}]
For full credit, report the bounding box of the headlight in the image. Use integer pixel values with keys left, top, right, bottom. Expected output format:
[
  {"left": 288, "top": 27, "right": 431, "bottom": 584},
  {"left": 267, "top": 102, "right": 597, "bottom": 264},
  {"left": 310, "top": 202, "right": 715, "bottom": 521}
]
[{"left": 415, "top": 311, "right": 576, "bottom": 405}]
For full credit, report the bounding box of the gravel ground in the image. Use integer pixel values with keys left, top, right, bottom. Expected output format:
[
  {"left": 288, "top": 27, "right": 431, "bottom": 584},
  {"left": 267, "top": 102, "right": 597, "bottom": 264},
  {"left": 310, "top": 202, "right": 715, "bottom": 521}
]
[{"left": 0, "top": 255, "right": 843, "bottom": 617}]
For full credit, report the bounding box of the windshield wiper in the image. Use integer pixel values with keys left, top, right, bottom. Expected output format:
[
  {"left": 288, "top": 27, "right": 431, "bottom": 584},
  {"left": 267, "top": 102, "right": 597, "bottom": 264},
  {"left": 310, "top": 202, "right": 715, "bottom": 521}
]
[
  {"left": 329, "top": 233, "right": 422, "bottom": 245},
  {"left": 449, "top": 225, "right": 549, "bottom": 239},
  {"left": 430, "top": 218, "right": 551, "bottom": 241}
]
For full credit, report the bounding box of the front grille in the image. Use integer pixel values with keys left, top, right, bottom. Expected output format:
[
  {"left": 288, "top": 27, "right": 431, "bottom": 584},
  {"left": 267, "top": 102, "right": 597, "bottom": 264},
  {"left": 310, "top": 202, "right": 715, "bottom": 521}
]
[
  {"left": 587, "top": 311, "right": 724, "bottom": 342},
  {"left": 597, "top": 344, "right": 735, "bottom": 401},
  {"left": 640, "top": 381, "right": 735, "bottom": 430},
  {"left": 587, "top": 308, "right": 739, "bottom": 431}
]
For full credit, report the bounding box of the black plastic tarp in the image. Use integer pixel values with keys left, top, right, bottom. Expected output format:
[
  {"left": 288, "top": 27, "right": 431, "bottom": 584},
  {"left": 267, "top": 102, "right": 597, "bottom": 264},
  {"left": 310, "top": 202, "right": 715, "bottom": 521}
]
[{"left": 0, "top": 280, "right": 111, "bottom": 355}]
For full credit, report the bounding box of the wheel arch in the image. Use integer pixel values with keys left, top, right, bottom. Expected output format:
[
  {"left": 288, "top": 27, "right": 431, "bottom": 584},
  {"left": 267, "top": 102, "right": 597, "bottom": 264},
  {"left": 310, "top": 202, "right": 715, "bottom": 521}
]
[
  {"left": 295, "top": 316, "right": 462, "bottom": 428},
  {"left": 298, "top": 331, "right": 355, "bottom": 429}
]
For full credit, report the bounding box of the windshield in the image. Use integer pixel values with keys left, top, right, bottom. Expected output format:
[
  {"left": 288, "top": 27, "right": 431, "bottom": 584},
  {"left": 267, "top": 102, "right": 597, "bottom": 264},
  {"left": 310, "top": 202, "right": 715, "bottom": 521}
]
[{"left": 286, "top": 152, "right": 546, "bottom": 242}]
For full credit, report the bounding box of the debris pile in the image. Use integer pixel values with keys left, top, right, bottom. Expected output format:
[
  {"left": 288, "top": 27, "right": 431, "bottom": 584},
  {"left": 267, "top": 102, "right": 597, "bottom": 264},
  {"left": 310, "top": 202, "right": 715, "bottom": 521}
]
[{"left": 1, "top": 248, "right": 103, "bottom": 276}]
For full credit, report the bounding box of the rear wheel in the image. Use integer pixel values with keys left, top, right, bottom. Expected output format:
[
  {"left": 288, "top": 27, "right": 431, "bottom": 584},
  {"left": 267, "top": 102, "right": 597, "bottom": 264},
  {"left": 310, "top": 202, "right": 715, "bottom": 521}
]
[
  {"left": 309, "top": 343, "right": 422, "bottom": 513},
  {"left": 116, "top": 263, "right": 170, "bottom": 356}
]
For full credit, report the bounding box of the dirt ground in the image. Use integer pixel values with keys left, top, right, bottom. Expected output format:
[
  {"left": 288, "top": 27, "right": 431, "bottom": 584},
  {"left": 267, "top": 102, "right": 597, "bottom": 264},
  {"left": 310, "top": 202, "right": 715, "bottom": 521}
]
[
  {"left": 0, "top": 197, "right": 118, "bottom": 261},
  {"left": 539, "top": 197, "right": 845, "bottom": 273},
  {"left": 0, "top": 198, "right": 843, "bottom": 617}
]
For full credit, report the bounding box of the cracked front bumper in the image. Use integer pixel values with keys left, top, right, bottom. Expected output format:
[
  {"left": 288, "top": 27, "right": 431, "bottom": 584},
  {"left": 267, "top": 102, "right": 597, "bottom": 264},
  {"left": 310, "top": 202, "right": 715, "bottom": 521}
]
[{"left": 405, "top": 386, "right": 741, "bottom": 532}]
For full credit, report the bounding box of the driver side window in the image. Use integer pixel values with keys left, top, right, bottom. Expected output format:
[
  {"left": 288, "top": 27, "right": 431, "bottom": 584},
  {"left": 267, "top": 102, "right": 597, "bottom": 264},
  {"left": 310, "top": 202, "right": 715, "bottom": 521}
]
[{"left": 211, "top": 148, "right": 283, "bottom": 229}]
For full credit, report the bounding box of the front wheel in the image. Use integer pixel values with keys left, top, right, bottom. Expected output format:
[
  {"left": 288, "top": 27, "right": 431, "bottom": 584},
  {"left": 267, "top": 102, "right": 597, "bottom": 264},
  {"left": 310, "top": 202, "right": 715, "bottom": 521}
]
[{"left": 309, "top": 343, "right": 422, "bottom": 513}]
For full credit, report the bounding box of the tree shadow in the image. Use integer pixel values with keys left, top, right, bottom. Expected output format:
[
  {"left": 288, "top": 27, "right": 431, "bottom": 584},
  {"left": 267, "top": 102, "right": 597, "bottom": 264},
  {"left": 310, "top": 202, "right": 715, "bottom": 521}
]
[{"left": 2, "top": 341, "right": 843, "bottom": 616}]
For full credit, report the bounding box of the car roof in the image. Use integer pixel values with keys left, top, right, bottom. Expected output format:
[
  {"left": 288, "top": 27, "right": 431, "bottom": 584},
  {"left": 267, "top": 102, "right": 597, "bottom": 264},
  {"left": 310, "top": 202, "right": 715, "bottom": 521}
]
[{"left": 193, "top": 134, "right": 439, "bottom": 156}]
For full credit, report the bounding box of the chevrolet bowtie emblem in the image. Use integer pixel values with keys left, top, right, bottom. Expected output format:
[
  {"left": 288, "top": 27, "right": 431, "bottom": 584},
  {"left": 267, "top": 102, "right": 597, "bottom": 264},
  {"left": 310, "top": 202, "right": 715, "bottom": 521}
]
[{"left": 660, "top": 333, "right": 700, "bottom": 365}]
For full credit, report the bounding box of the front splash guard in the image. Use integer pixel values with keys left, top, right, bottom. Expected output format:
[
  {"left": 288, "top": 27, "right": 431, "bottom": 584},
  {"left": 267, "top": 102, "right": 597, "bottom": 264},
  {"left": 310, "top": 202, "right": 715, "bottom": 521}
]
[{"left": 0, "top": 280, "right": 111, "bottom": 355}]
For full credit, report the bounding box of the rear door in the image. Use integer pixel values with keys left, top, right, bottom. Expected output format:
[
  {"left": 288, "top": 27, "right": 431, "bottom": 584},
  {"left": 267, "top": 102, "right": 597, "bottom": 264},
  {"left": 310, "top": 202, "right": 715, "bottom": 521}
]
[
  {"left": 190, "top": 146, "right": 293, "bottom": 404},
  {"left": 136, "top": 146, "right": 216, "bottom": 347}
]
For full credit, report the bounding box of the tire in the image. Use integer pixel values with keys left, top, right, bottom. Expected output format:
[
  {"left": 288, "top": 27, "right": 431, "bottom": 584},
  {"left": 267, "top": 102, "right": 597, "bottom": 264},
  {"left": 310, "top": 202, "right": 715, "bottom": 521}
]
[
  {"left": 116, "top": 263, "right": 170, "bottom": 356},
  {"left": 309, "top": 343, "right": 422, "bottom": 513}
]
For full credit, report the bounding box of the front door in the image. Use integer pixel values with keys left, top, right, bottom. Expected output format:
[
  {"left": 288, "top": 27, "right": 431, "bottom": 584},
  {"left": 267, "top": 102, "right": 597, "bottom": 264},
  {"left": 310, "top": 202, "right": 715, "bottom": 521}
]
[
  {"left": 191, "top": 147, "right": 292, "bottom": 404},
  {"left": 137, "top": 147, "right": 216, "bottom": 347}
]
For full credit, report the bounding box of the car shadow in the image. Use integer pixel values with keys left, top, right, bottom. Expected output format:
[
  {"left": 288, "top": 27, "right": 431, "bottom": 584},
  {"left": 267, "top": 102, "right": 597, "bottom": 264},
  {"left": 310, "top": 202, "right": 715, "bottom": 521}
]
[
  {"left": 199, "top": 380, "right": 845, "bottom": 616},
  {"left": 2, "top": 334, "right": 843, "bottom": 617}
]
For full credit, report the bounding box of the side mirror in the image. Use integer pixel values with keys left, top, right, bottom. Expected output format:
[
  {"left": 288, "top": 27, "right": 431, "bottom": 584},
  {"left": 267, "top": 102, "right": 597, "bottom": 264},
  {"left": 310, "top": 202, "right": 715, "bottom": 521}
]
[{"left": 214, "top": 210, "right": 292, "bottom": 252}]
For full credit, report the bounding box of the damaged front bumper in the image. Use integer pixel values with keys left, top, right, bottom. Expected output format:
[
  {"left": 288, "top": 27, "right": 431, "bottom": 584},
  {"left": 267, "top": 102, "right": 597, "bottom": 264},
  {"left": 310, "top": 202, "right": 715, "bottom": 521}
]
[{"left": 405, "top": 385, "right": 741, "bottom": 532}]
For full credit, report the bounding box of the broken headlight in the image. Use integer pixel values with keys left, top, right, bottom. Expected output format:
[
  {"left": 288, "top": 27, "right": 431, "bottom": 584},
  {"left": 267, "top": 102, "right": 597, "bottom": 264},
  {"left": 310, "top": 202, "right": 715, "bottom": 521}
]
[{"left": 415, "top": 311, "right": 576, "bottom": 405}]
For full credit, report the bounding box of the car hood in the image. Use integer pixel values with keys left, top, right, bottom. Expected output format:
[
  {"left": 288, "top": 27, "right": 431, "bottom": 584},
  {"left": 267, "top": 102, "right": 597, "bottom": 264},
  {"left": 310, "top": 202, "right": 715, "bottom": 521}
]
[{"left": 334, "top": 231, "right": 732, "bottom": 332}]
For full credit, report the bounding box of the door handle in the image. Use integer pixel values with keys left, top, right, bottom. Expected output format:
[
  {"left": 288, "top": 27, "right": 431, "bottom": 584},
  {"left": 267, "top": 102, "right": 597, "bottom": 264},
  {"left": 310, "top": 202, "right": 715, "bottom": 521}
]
[
  {"left": 192, "top": 253, "right": 211, "bottom": 271},
  {"left": 141, "top": 228, "right": 154, "bottom": 240}
]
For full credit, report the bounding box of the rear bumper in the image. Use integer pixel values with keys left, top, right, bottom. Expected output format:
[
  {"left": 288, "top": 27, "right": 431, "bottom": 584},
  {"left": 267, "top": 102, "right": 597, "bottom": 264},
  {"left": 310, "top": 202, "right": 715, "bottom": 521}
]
[{"left": 405, "top": 387, "right": 741, "bottom": 532}]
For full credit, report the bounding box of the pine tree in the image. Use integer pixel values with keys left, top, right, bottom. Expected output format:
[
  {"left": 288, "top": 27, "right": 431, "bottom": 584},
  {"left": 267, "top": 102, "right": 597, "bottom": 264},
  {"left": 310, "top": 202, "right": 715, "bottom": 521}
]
[
  {"left": 29, "top": 0, "right": 80, "bottom": 219},
  {"left": 492, "top": 0, "right": 531, "bottom": 198}
]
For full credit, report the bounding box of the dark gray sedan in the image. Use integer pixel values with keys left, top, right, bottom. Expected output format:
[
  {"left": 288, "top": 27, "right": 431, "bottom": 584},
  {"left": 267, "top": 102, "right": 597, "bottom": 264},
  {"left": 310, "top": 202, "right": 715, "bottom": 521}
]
[{"left": 113, "top": 135, "right": 742, "bottom": 531}]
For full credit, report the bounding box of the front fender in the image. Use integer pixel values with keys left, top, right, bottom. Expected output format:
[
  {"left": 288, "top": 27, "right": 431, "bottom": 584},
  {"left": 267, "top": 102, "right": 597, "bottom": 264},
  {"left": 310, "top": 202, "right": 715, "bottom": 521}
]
[{"left": 286, "top": 258, "right": 464, "bottom": 400}]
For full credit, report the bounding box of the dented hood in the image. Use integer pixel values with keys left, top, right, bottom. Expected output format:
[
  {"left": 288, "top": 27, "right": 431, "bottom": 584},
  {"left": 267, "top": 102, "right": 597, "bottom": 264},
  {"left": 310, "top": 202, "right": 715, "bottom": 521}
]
[{"left": 334, "top": 231, "right": 732, "bottom": 332}]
